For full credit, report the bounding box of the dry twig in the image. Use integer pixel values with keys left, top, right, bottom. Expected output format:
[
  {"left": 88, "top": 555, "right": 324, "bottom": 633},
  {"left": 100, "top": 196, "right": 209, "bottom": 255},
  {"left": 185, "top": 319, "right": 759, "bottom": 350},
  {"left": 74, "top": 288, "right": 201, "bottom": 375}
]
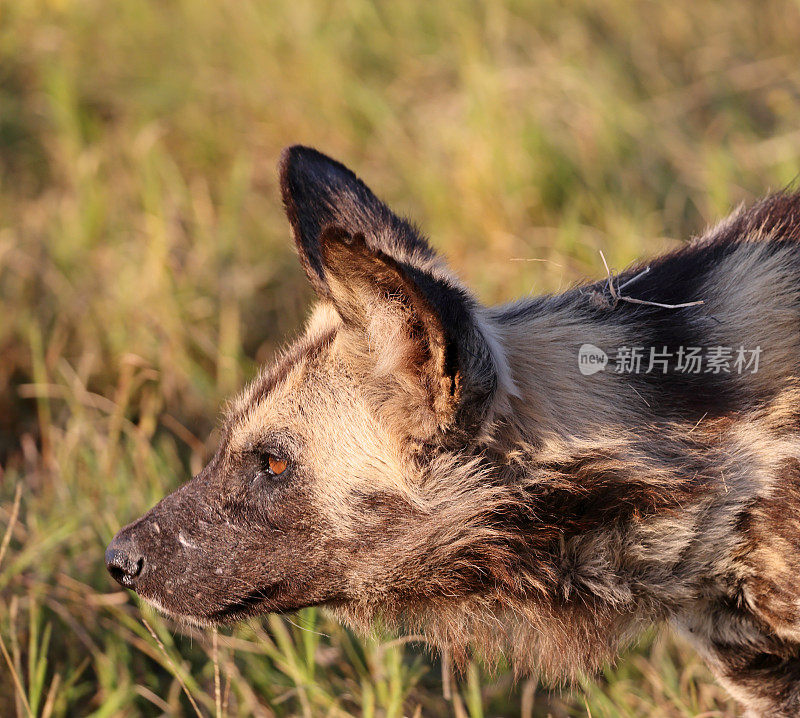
[{"left": 598, "top": 250, "right": 704, "bottom": 310}]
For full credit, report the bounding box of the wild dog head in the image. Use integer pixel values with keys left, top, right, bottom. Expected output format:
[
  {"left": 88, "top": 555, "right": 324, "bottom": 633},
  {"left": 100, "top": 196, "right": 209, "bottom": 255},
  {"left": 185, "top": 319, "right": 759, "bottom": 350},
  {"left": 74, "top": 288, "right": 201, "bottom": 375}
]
[{"left": 105, "top": 147, "right": 518, "bottom": 627}]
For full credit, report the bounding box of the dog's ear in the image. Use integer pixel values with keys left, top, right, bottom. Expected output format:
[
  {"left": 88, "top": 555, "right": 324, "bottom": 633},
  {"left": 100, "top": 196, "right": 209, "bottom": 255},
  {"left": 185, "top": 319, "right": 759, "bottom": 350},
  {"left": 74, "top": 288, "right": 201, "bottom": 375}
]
[
  {"left": 279, "top": 145, "right": 437, "bottom": 296},
  {"left": 318, "top": 227, "right": 462, "bottom": 435},
  {"left": 279, "top": 146, "right": 511, "bottom": 438}
]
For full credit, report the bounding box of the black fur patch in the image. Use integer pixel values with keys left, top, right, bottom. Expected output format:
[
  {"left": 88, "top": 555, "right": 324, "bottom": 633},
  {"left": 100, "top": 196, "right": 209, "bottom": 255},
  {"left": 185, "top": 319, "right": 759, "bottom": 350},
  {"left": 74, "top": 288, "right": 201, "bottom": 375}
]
[
  {"left": 497, "top": 194, "right": 800, "bottom": 421},
  {"left": 279, "top": 145, "right": 434, "bottom": 295}
]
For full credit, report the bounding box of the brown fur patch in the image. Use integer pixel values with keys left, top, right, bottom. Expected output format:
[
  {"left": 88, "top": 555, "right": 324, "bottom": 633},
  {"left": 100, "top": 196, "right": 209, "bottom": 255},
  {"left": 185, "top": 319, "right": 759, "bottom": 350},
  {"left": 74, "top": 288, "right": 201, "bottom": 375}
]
[{"left": 735, "top": 458, "right": 800, "bottom": 637}]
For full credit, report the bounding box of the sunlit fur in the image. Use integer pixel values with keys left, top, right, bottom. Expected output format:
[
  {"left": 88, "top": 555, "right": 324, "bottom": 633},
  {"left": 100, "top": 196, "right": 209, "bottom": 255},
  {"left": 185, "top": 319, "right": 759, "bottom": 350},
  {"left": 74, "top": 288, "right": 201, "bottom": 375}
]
[{"left": 110, "top": 147, "right": 800, "bottom": 717}]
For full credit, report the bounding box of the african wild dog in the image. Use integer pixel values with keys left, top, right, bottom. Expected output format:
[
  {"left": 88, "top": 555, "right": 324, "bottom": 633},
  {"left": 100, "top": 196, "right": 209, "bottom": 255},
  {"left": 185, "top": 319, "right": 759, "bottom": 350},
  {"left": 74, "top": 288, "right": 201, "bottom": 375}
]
[{"left": 107, "top": 146, "right": 800, "bottom": 716}]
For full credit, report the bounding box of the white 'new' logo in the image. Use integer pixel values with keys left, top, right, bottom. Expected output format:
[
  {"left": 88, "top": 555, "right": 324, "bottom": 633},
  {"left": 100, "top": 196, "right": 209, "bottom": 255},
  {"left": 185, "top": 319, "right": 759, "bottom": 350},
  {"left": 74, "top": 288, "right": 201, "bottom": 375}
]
[{"left": 578, "top": 344, "right": 608, "bottom": 376}]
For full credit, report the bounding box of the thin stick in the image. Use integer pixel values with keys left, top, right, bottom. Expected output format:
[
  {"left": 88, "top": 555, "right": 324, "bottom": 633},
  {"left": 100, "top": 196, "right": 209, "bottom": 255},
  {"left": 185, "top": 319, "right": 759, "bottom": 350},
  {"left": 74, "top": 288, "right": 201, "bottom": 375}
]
[
  {"left": 222, "top": 672, "right": 231, "bottom": 718},
  {"left": 0, "top": 629, "right": 33, "bottom": 718},
  {"left": 142, "top": 618, "right": 204, "bottom": 718},
  {"left": 617, "top": 265, "right": 651, "bottom": 291},
  {"left": 0, "top": 482, "right": 23, "bottom": 571},
  {"left": 441, "top": 648, "right": 452, "bottom": 701},
  {"left": 510, "top": 257, "right": 564, "bottom": 267},
  {"left": 598, "top": 250, "right": 618, "bottom": 304},
  {"left": 213, "top": 628, "right": 222, "bottom": 718},
  {"left": 598, "top": 251, "right": 704, "bottom": 310},
  {"left": 40, "top": 673, "right": 61, "bottom": 718},
  {"left": 284, "top": 616, "right": 330, "bottom": 638},
  {"left": 687, "top": 412, "right": 709, "bottom": 435},
  {"left": 520, "top": 676, "right": 537, "bottom": 718},
  {"left": 617, "top": 296, "right": 704, "bottom": 309},
  {"left": 626, "top": 383, "right": 652, "bottom": 408},
  {"left": 134, "top": 685, "right": 171, "bottom": 712}
]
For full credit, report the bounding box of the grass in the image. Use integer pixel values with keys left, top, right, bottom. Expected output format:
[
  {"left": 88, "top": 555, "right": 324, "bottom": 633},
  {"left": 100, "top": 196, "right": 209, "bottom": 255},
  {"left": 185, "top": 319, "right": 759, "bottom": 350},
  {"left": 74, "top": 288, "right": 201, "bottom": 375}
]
[{"left": 2, "top": 0, "right": 800, "bottom": 714}]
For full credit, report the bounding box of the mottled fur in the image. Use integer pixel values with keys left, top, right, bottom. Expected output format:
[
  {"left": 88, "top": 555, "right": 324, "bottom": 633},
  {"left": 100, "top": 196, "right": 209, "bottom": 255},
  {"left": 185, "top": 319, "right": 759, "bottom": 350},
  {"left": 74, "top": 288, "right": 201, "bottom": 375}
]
[{"left": 108, "top": 147, "right": 800, "bottom": 716}]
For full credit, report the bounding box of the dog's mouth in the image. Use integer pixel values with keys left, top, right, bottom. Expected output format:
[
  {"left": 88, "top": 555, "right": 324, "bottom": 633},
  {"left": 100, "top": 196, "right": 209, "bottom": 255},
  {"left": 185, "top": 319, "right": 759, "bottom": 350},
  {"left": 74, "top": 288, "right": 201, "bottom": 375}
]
[
  {"left": 206, "top": 582, "right": 288, "bottom": 621},
  {"left": 135, "top": 580, "right": 325, "bottom": 624}
]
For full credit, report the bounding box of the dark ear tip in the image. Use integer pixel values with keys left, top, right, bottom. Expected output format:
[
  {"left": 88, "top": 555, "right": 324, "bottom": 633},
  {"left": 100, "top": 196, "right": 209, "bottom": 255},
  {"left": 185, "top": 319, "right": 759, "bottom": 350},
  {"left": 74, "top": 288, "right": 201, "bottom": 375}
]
[
  {"left": 279, "top": 145, "right": 317, "bottom": 187},
  {"left": 278, "top": 145, "right": 352, "bottom": 183},
  {"left": 279, "top": 144, "right": 317, "bottom": 170},
  {"left": 279, "top": 145, "right": 368, "bottom": 199}
]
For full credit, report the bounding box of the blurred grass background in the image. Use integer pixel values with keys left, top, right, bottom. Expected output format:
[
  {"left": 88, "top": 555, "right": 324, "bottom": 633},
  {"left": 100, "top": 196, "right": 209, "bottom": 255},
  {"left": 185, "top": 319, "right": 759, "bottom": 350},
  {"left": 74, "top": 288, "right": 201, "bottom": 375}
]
[{"left": 2, "top": 0, "right": 800, "bottom": 715}]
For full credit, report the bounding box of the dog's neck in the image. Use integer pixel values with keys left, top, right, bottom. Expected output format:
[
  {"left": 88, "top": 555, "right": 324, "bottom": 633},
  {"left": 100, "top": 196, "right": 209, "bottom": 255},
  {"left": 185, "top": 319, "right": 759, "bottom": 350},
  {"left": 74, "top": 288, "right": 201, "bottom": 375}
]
[{"left": 481, "top": 290, "right": 645, "bottom": 454}]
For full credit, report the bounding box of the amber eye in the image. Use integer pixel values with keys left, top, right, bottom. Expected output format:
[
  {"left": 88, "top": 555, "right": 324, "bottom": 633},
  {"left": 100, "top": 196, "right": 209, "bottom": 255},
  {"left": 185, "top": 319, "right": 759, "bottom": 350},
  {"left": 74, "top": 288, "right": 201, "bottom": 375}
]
[{"left": 266, "top": 454, "right": 288, "bottom": 476}]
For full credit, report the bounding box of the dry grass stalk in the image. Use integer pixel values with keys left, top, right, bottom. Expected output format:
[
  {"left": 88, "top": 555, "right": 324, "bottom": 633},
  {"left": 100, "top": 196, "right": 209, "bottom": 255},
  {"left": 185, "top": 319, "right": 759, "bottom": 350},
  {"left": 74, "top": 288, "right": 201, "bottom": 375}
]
[
  {"left": 213, "top": 627, "right": 223, "bottom": 718},
  {"left": 0, "top": 481, "right": 23, "bottom": 571},
  {"left": 142, "top": 618, "right": 205, "bottom": 718},
  {"left": 0, "top": 630, "right": 33, "bottom": 718}
]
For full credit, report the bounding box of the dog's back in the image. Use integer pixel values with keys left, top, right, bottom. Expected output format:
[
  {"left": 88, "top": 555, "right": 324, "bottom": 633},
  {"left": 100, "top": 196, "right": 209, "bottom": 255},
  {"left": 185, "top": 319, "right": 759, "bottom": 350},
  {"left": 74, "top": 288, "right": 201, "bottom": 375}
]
[{"left": 485, "top": 193, "right": 800, "bottom": 716}]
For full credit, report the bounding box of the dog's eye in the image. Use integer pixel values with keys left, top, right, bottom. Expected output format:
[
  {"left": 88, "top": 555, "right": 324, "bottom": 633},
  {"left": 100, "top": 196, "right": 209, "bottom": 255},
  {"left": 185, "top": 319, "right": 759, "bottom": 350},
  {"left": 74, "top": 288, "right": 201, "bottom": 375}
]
[
  {"left": 265, "top": 453, "right": 288, "bottom": 476},
  {"left": 252, "top": 445, "right": 292, "bottom": 484}
]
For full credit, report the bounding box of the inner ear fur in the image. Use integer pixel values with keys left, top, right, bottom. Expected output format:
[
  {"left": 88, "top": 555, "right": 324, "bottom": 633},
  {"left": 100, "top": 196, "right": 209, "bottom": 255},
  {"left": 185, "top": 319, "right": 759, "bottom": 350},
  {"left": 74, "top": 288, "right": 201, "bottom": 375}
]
[{"left": 319, "top": 226, "right": 461, "bottom": 435}]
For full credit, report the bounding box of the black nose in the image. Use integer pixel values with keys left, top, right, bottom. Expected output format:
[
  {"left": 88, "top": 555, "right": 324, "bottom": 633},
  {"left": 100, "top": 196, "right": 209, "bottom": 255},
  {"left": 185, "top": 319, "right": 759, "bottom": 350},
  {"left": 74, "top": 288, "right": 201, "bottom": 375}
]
[{"left": 105, "top": 534, "right": 145, "bottom": 588}]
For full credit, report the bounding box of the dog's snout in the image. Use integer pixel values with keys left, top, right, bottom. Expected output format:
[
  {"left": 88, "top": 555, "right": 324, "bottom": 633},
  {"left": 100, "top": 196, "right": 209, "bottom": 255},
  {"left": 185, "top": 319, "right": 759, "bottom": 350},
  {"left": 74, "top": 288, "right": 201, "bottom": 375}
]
[{"left": 105, "top": 533, "right": 145, "bottom": 588}]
